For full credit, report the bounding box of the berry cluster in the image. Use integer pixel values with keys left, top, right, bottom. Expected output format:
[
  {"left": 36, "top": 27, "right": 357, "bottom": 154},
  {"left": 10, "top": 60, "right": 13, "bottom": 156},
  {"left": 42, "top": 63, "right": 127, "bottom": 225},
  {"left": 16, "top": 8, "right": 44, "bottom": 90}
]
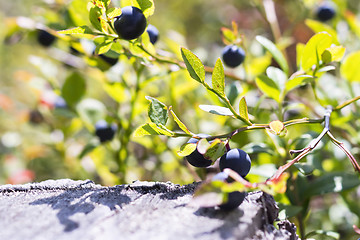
[{"left": 185, "top": 136, "right": 251, "bottom": 210}]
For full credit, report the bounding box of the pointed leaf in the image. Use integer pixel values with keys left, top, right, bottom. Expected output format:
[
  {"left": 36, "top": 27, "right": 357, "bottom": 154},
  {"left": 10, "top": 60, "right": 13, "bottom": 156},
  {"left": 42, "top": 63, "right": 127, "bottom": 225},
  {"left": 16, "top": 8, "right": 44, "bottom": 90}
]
[
  {"left": 300, "top": 32, "right": 333, "bottom": 70},
  {"left": 256, "top": 35, "right": 289, "bottom": 75},
  {"left": 89, "top": 5, "right": 103, "bottom": 31},
  {"left": 212, "top": 58, "right": 225, "bottom": 96},
  {"left": 340, "top": 50, "right": 360, "bottom": 82},
  {"left": 181, "top": 48, "right": 205, "bottom": 83},
  {"left": 255, "top": 75, "right": 281, "bottom": 102},
  {"left": 199, "top": 105, "right": 234, "bottom": 116},
  {"left": 169, "top": 108, "right": 192, "bottom": 134},
  {"left": 266, "top": 67, "right": 287, "bottom": 94},
  {"left": 58, "top": 26, "right": 94, "bottom": 35},
  {"left": 204, "top": 139, "right": 226, "bottom": 161},
  {"left": 133, "top": 123, "right": 174, "bottom": 137},
  {"left": 145, "top": 96, "right": 168, "bottom": 125},
  {"left": 239, "top": 97, "right": 249, "bottom": 122},
  {"left": 177, "top": 143, "right": 197, "bottom": 157},
  {"left": 95, "top": 40, "right": 113, "bottom": 55}
]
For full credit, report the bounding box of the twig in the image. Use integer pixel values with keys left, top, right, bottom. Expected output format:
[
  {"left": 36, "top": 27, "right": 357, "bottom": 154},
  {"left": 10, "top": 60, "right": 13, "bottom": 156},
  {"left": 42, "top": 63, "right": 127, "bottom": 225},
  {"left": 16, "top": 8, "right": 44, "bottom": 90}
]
[{"left": 334, "top": 96, "right": 360, "bottom": 111}]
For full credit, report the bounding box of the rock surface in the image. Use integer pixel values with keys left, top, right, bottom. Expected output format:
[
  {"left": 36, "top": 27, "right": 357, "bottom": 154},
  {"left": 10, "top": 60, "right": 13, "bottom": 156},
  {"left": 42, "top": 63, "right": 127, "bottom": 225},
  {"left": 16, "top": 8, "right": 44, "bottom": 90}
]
[{"left": 0, "top": 179, "right": 298, "bottom": 240}]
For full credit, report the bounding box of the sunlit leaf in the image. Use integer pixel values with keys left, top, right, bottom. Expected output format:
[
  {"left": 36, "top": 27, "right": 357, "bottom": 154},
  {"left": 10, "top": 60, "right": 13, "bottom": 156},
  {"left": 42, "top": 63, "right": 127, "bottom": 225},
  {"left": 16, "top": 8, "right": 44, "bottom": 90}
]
[
  {"left": 266, "top": 67, "right": 286, "bottom": 95},
  {"left": 177, "top": 143, "right": 197, "bottom": 157},
  {"left": 321, "top": 45, "right": 345, "bottom": 64},
  {"left": 133, "top": 123, "right": 174, "bottom": 137},
  {"left": 58, "top": 26, "right": 95, "bottom": 38},
  {"left": 340, "top": 50, "right": 360, "bottom": 82},
  {"left": 169, "top": 108, "right": 192, "bottom": 134},
  {"left": 107, "top": 7, "right": 122, "bottom": 18},
  {"left": 269, "top": 120, "right": 284, "bottom": 135},
  {"left": 204, "top": 139, "right": 226, "bottom": 161},
  {"left": 212, "top": 58, "right": 225, "bottom": 96},
  {"left": 221, "top": 27, "right": 236, "bottom": 45},
  {"left": 121, "top": 0, "right": 155, "bottom": 18},
  {"left": 301, "top": 32, "right": 333, "bottom": 70},
  {"left": 95, "top": 39, "right": 113, "bottom": 55},
  {"left": 181, "top": 47, "right": 205, "bottom": 83},
  {"left": 239, "top": 97, "right": 250, "bottom": 122},
  {"left": 255, "top": 75, "right": 281, "bottom": 102},
  {"left": 145, "top": 96, "right": 168, "bottom": 125},
  {"left": 199, "top": 104, "right": 233, "bottom": 116},
  {"left": 305, "top": 19, "right": 339, "bottom": 44},
  {"left": 197, "top": 138, "right": 210, "bottom": 155},
  {"left": 256, "top": 35, "right": 289, "bottom": 75},
  {"left": 285, "top": 75, "right": 313, "bottom": 92},
  {"left": 89, "top": 5, "right": 103, "bottom": 31}
]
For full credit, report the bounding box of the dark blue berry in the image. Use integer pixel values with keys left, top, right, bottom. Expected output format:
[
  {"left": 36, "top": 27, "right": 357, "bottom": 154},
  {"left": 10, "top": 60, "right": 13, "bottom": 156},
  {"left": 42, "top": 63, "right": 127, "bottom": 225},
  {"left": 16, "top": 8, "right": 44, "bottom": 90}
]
[
  {"left": 37, "top": 30, "right": 56, "bottom": 47},
  {"left": 219, "top": 148, "right": 251, "bottom": 178},
  {"left": 316, "top": 3, "right": 336, "bottom": 22},
  {"left": 185, "top": 134, "right": 212, "bottom": 168},
  {"left": 99, "top": 54, "right": 118, "bottom": 66},
  {"left": 219, "top": 191, "right": 246, "bottom": 211},
  {"left": 114, "top": 6, "right": 147, "bottom": 40},
  {"left": 147, "top": 24, "right": 159, "bottom": 44},
  {"left": 95, "top": 120, "right": 117, "bottom": 143},
  {"left": 222, "top": 45, "right": 245, "bottom": 68}
]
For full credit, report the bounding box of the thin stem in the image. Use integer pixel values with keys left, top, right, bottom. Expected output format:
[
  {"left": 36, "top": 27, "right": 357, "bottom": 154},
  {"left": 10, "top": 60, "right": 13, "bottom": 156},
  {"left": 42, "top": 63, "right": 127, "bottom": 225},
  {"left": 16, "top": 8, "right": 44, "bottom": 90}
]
[{"left": 334, "top": 96, "right": 360, "bottom": 111}]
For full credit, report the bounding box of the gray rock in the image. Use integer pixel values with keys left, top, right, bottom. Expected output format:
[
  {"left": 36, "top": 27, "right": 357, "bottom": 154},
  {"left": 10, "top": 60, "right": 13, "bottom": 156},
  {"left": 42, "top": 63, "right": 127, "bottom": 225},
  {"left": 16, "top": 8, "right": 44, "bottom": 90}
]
[{"left": 0, "top": 179, "right": 298, "bottom": 240}]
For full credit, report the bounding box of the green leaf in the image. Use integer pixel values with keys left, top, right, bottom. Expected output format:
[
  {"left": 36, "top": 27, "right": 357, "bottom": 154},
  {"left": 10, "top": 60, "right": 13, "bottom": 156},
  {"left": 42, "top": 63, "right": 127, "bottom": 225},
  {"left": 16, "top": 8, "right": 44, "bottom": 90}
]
[
  {"left": 266, "top": 67, "right": 286, "bottom": 95},
  {"left": 62, "top": 72, "right": 86, "bottom": 107},
  {"left": 242, "top": 143, "right": 275, "bottom": 155},
  {"left": 256, "top": 35, "right": 289, "bottom": 75},
  {"left": 89, "top": 5, "right": 103, "bottom": 31},
  {"left": 277, "top": 203, "right": 303, "bottom": 220},
  {"left": 145, "top": 96, "right": 168, "bottom": 125},
  {"left": 103, "top": 82, "right": 127, "bottom": 103},
  {"left": 177, "top": 143, "right": 197, "bottom": 157},
  {"left": 211, "top": 58, "right": 225, "bottom": 96},
  {"left": 169, "top": 108, "right": 192, "bottom": 134},
  {"left": 305, "top": 172, "right": 360, "bottom": 198},
  {"left": 285, "top": 75, "right": 313, "bottom": 92},
  {"left": 305, "top": 230, "right": 340, "bottom": 240},
  {"left": 305, "top": 19, "right": 339, "bottom": 44},
  {"left": 133, "top": 123, "right": 174, "bottom": 137},
  {"left": 58, "top": 26, "right": 94, "bottom": 35},
  {"left": 78, "top": 142, "right": 99, "bottom": 159},
  {"left": 204, "top": 139, "right": 226, "bottom": 161},
  {"left": 68, "top": 0, "right": 90, "bottom": 27},
  {"left": 239, "top": 97, "right": 249, "bottom": 122},
  {"left": 121, "top": 0, "right": 155, "bottom": 18},
  {"left": 340, "top": 50, "right": 360, "bottom": 82},
  {"left": 95, "top": 39, "right": 113, "bottom": 55},
  {"left": 321, "top": 46, "right": 346, "bottom": 64},
  {"left": 221, "top": 27, "right": 237, "bottom": 45},
  {"left": 255, "top": 75, "right": 281, "bottom": 102},
  {"left": 181, "top": 47, "right": 205, "bottom": 83},
  {"left": 300, "top": 32, "right": 333, "bottom": 70},
  {"left": 294, "top": 163, "right": 315, "bottom": 175},
  {"left": 107, "top": 7, "right": 122, "bottom": 18},
  {"left": 198, "top": 105, "right": 233, "bottom": 116}
]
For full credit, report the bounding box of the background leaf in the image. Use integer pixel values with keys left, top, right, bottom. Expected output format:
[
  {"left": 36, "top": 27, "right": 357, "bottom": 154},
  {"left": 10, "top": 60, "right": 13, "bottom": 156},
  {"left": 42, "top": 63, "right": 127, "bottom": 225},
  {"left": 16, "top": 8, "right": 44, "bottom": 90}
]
[
  {"left": 256, "top": 35, "right": 289, "bottom": 75},
  {"left": 61, "top": 72, "right": 86, "bottom": 107},
  {"left": 340, "top": 50, "right": 360, "bottom": 82},
  {"left": 255, "top": 75, "right": 281, "bottom": 102},
  {"left": 133, "top": 123, "right": 174, "bottom": 137}
]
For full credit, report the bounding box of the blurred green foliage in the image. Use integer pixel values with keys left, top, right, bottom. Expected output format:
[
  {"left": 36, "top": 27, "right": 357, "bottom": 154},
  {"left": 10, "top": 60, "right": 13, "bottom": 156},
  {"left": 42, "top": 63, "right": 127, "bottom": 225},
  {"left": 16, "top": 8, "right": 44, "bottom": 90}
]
[{"left": 1, "top": 0, "right": 360, "bottom": 239}]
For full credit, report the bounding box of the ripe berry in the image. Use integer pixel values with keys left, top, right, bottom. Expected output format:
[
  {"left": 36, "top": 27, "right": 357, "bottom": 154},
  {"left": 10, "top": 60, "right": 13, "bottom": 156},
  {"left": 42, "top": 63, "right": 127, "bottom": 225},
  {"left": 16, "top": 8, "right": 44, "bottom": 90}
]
[
  {"left": 185, "top": 134, "right": 212, "bottom": 168},
  {"left": 219, "top": 148, "right": 251, "bottom": 178},
  {"left": 212, "top": 172, "right": 246, "bottom": 211},
  {"left": 99, "top": 54, "right": 118, "bottom": 66},
  {"left": 147, "top": 24, "right": 159, "bottom": 44},
  {"left": 219, "top": 191, "right": 246, "bottom": 211},
  {"left": 316, "top": 3, "right": 336, "bottom": 22},
  {"left": 95, "top": 120, "right": 117, "bottom": 143},
  {"left": 222, "top": 45, "right": 245, "bottom": 68},
  {"left": 37, "top": 29, "right": 56, "bottom": 47},
  {"left": 114, "top": 6, "right": 147, "bottom": 40}
]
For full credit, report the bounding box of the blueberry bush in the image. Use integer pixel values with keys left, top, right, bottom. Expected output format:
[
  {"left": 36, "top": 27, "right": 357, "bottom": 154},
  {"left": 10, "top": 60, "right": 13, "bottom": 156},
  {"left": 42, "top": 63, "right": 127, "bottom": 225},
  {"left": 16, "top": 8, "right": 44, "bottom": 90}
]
[{"left": 2, "top": 0, "right": 360, "bottom": 239}]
